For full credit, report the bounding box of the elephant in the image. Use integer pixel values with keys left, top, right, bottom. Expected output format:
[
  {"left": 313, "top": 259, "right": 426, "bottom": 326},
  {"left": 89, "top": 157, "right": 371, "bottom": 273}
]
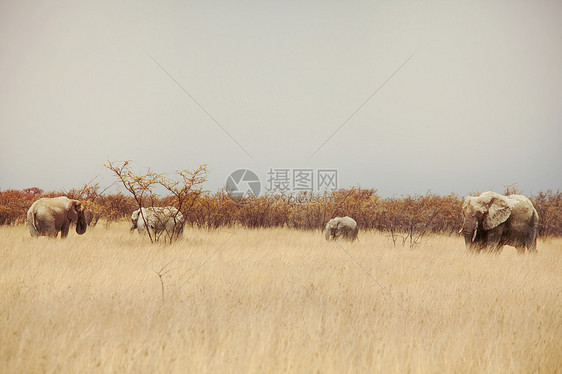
[
  {"left": 27, "top": 196, "right": 87, "bottom": 238},
  {"left": 461, "top": 191, "right": 538, "bottom": 253},
  {"left": 130, "top": 206, "right": 184, "bottom": 241},
  {"left": 325, "top": 216, "right": 358, "bottom": 242}
]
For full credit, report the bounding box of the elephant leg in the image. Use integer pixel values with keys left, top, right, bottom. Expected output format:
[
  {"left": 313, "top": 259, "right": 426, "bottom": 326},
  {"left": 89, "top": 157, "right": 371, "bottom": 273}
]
[
  {"left": 515, "top": 246, "right": 526, "bottom": 254},
  {"left": 60, "top": 222, "right": 70, "bottom": 238},
  {"left": 493, "top": 243, "right": 504, "bottom": 253},
  {"left": 526, "top": 235, "right": 538, "bottom": 253},
  {"left": 149, "top": 225, "right": 157, "bottom": 240},
  {"left": 485, "top": 226, "right": 504, "bottom": 253},
  {"left": 175, "top": 224, "right": 184, "bottom": 239}
]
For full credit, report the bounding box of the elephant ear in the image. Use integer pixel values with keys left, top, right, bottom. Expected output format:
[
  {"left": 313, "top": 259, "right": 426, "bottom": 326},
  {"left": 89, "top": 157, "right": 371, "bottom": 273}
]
[
  {"left": 483, "top": 196, "right": 512, "bottom": 230},
  {"left": 65, "top": 199, "right": 79, "bottom": 221}
]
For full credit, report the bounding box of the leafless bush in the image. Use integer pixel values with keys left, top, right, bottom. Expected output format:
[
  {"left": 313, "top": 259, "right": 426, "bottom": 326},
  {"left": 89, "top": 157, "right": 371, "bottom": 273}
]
[
  {"left": 104, "top": 160, "right": 207, "bottom": 243},
  {"left": 3, "top": 175, "right": 560, "bottom": 238}
]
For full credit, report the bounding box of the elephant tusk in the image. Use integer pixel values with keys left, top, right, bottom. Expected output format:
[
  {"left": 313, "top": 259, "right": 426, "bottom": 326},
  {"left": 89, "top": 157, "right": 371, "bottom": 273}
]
[
  {"left": 458, "top": 228, "right": 463, "bottom": 234},
  {"left": 472, "top": 229, "right": 477, "bottom": 242}
]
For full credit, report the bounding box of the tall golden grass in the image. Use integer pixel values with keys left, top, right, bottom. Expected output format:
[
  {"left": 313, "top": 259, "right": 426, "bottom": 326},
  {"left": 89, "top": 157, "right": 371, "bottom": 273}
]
[{"left": 1, "top": 224, "right": 561, "bottom": 373}]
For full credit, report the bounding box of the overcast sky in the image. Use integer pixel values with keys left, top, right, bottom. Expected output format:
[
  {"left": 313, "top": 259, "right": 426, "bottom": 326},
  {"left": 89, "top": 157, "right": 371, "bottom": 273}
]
[{"left": 1, "top": 0, "right": 560, "bottom": 197}]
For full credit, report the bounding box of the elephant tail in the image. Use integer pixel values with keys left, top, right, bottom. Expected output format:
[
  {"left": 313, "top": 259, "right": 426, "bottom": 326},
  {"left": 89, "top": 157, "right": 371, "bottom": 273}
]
[{"left": 27, "top": 210, "right": 40, "bottom": 237}]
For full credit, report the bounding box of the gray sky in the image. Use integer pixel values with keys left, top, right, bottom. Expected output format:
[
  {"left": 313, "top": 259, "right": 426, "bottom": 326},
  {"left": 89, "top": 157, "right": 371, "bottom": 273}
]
[{"left": 1, "top": 0, "right": 561, "bottom": 197}]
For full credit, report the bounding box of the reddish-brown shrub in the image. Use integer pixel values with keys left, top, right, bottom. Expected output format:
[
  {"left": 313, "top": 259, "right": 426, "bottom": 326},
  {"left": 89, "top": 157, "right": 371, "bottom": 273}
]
[{"left": 2, "top": 185, "right": 560, "bottom": 237}]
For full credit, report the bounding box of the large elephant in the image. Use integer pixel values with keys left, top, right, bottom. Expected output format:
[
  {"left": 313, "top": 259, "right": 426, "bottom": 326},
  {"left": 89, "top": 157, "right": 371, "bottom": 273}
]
[
  {"left": 130, "top": 207, "right": 184, "bottom": 241},
  {"left": 27, "top": 196, "right": 87, "bottom": 238},
  {"left": 461, "top": 191, "right": 538, "bottom": 253},
  {"left": 325, "top": 216, "right": 358, "bottom": 242}
]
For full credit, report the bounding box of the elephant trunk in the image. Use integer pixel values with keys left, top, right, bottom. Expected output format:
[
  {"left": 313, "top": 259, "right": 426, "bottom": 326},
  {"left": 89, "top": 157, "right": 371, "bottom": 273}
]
[
  {"left": 462, "top": 216, "right": 478, "bottom": 250},
  {"left": 75, "top": 213, "right": 87, "bottom": 235},
  {"left": 464, "top": 230, "right": 474, "bottom": 248}
]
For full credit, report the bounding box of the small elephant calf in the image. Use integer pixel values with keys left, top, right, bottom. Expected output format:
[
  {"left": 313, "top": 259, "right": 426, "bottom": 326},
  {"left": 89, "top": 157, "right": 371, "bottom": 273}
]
[{"left": 325, "top": 216, "right": 358, "bottom": 242}]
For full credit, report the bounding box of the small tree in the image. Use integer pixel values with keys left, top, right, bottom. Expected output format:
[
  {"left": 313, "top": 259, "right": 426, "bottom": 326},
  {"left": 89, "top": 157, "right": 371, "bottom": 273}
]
[
  {"left": 503, "top": 183, "right": 520, "bottom": 196},
  {"left": 159, "top": 165, "right": 208, "bottom": 242},
  {"left": 104, "top": 160, "right": 207, "bottom": 243},
  {"left": 105, "top": 160, "right": 162, "bottom": 243}
]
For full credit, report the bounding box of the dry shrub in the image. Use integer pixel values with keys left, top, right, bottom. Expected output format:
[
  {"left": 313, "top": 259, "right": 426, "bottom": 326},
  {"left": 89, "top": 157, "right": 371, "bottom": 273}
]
[
  {"left": 2, "top": 184, "right": 561, "bottom": 237},
  {"left": 531, "top": 190, "right": 562, "bottom": 237},
  {"left": 0, "top": 188, "right": 42, "bottom": 225}
]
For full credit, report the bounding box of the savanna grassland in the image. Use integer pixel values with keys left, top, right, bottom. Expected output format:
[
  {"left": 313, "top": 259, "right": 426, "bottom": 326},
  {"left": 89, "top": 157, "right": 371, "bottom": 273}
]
[{"left": 1, "top": 224, "right": 561, "bottom": 373}]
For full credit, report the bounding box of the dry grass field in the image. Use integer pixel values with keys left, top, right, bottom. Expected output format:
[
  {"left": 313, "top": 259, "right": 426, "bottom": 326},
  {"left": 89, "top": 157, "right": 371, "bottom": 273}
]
[{"left": 1, "top": 223, "right": 561, "bottom": 373}]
